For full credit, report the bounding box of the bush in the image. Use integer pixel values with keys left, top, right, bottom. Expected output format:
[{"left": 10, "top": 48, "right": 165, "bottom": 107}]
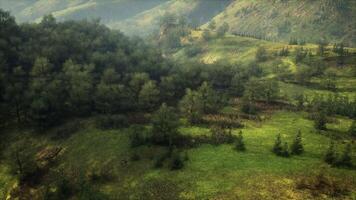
[
  {"left": 153, "top": 155, "right": 165, "bottom": 169},
  {"left": 336, "top": 143, "right": 353, "bottom": 168},
  {"left": 313, "top": 111, "right": 327, "bottom": 131},
  {"left": 7, "top": 137, "right": 40, "bottom": 183},
  {"left": 210, "top": 126, "right": 234, "bottom": 145},
  {"left": 96, "top": 114, "right": 128, "bottom": 129},
  {"left": 170, "top": 152, "right": 184, "bottom": 170},
  {"left": 241, "top": 101, "right": 258, "bottom": 115},
  {"left": 297, "top": 171, "right": 352, "bottom": 197}
]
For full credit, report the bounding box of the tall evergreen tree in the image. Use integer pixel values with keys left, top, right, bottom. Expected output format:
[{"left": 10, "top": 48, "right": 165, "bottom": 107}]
[
  {"left": 273, "top": 134, "right": 283, "bottom": 155},
  {"left": 291, "top": 130, "right": 304, "bottom": 155}
]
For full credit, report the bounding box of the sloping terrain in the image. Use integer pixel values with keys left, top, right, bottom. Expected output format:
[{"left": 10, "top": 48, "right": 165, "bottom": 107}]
[
  {"left": 209, "top": 0, "right": 356, "bottom": 46},
  {"left": 0, "top": 0, "right": 231, "bottom": 36}
]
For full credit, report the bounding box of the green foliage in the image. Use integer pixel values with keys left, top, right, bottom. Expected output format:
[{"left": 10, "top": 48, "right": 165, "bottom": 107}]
[
  {"left": 151, "top": 103, "right": 180, "bottom": 146},
  {"left": 197, "top": 82, "right": 223, "bottom": 114},
  {"left": 63, "top": 59, "right": 94, "bottom": 115},
  {"left": 208, "top": 20, "right": 216, "bottom": 30},
  {"left": 243, "top": 78, "right": 279, "bottom": 103},
  {"left": 235, "top": 131, "right": 246, "bottom": 151},
  {"left": 179, "top": 89, "right": 203, "bottom": 124},
  {"left": 129, "top": 125, "right": 146, "bottom": 148},
  {"left": 7, "top": 137, "right": 38, "bottom": 183},
  {"left": 139, "top": 80, "right": 160, "bottom": 111},
  {"left": 216, "top": 22, "right": 229, "bottom": 37},
  {"left": 185, "top": 45, "right": 203, "bottom": 57},
  {"left": 322, "top": 68, "right": 337, "bottom": 91},
  {"left": 324, "top": 141, "right": 336, "bottom": 165},
  {"left": 337, "top": 143, "right": 353, "bottom": 168},
  {"left": 313, "top": 111, "right": 327, "bottom": 131},
  {"left": 272, "top": 134, "right": 290, "bottom": 157},
  {"left": 272, "top": 134, "right": 283, "bottom": 155},
  {"left": 202, "top": 30, "right": 212, "bottom": 41},
  {"left": 291, "top": 130, "right": 304, "bottom": 155},
  {"left": 170, "top": 151, "right": 184, "bottom": 170},
  {"left": 210, "top": 126, "right": 234, "bottom": 145},
  {"left": 255, "top": 46, "right": 268, "bottom": 62},
  {"left": 278, "top": 47, "right": 290, "bottom": 56}
]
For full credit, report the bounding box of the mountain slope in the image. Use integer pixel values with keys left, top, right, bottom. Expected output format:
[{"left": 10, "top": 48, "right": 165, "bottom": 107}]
[
  {"left": 0, "top": 0, "right": 231, "bottom": 36},
  {"left": 208, "top": 0, "right": 356, "bottom": 46},
  {"left": 1, "top": 0, "right": 354, "bottom": 45},
  {"left": 109, "top": 0, "right": 232, "bottom": 36}
]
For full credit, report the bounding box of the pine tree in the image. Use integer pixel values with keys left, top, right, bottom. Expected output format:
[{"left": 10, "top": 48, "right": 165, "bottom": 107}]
[
  {"left": 291, "top": 130, "right": 304, "bottom": 155},
  {"left": 273, "top": 134, "right": 283, "bottom": 155},
  {"left": 235, "top": 131, "right": 246, "bottom": 151},
  {"left": 338, "top": 143, "right": 352, "bottom": 167},
  {"left": 324, "top": 141, "right": 336, "bottom": 165},
  {"left": 282, "top": 142, "right": 290, "bottom": 157}
]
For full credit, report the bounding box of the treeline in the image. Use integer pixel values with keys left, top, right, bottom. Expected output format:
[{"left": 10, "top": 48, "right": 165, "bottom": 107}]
[
  {"left": 296, "top": 93, "right": 356, "bottom": 119},
  {"left": 0, "top": 10, "right": 274, "bottom": 130}
]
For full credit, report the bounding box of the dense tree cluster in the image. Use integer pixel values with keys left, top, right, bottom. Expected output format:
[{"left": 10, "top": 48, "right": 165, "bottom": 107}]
[{"left": 0, "top": 10, "right": 173, "bottom": 128}]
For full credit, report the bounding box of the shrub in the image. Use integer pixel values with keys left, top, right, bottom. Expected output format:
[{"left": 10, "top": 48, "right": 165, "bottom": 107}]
[
  {"left": 210, "top": 126, "right": 234, "bottom": 145},
  {"left": 235, "top": 131, "right": 246, "bottom": 151},
  {"left": 313, "top": 111, "right": 327, "bottom": 131},
  {"left": 255, "top": 46, "right": 268, "bottom": 62},
  {"left": 297, "top": 171, "right": 352, "bottom": 197},
  {"left": 336, "top": 143, "right": 353, "bottom": 168},
  {"left": 241, "top": 101, "right": 258, "bottom": 115},
  {"left": 170, "top": 152, "right": 184, "bottom": 170}
]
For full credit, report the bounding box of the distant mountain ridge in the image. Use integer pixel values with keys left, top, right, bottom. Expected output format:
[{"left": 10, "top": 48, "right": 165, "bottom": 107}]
[{"left": 1, "top": 0, "right": 355, "bottom": 45}]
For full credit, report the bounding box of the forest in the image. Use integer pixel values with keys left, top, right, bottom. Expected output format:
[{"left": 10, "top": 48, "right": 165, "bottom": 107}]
[{"left": 0, "top": 0, "right": 356, "bottom": 199}]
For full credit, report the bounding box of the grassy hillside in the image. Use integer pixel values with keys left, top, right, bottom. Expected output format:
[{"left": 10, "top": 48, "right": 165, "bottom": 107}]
[{"left": 208, "top": 0, "right": 356, "bottom": 46}]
